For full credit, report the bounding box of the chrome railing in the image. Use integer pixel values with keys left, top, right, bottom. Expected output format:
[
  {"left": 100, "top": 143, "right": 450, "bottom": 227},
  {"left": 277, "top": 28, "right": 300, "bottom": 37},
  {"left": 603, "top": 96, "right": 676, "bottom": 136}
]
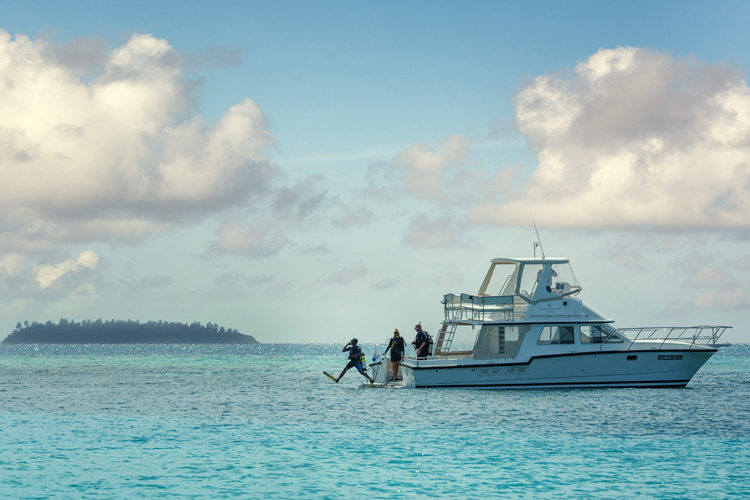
[
  {"left": 442, "top": 293, "right": 520, "bottom": 322},
  {"left": 618, "top": 325, "right": 732, "bottom": 349}
]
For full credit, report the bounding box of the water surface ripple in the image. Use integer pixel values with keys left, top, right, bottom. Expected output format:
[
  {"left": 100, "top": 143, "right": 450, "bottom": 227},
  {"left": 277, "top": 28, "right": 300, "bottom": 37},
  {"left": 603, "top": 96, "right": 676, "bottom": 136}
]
[{"left": 1, "top": 344, "right": 748, "bottom": 498}]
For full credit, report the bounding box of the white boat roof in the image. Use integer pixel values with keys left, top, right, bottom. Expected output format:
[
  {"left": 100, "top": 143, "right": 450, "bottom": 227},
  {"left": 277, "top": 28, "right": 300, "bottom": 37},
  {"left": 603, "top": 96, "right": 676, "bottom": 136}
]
[{"left": 491, "top": 257, "right": 570, "bottom": 265}]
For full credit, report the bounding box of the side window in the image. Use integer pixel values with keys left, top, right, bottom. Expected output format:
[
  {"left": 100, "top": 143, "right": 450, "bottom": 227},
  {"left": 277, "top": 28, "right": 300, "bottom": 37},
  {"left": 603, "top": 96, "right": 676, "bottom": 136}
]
[
  {"left": 538, "top": 325, "right": 574, "bottom": 344},
  {"left": 581, "top": 325, "right": 623, "bottom": 343},
  {"left": 557, "top": 326, "right": 574, "bottom": 344},
  {"left": 581, "top": 325, "right": 603, "bottom": 343}
]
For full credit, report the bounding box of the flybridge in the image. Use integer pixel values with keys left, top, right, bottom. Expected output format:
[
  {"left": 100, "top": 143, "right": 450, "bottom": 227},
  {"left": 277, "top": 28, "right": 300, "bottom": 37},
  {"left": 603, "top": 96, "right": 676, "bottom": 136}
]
[{"left": 442, "top": 257, "right": 589, "bottom": 324}]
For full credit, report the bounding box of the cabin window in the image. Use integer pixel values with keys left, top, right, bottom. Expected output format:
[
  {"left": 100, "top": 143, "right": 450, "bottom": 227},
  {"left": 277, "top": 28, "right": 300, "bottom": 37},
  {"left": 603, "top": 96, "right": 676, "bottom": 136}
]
[
  {"left": 473, "top": 325, "right": 528, "bottom": 359},
  {"left": 538, "top": 325, "right": 574, "bottom": 344},
  {"left": 581, "top": 325, "right": 624, "bottom": 343},
  {"left": 580, "top": 325, "right": 606, "bottom": 343}
]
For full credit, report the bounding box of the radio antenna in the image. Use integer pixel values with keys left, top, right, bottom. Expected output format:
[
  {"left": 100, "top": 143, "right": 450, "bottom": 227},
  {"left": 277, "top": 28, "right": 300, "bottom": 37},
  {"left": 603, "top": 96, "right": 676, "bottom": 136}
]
[{"left": 531, "top": 214, "right": 546, "bottom": 259}]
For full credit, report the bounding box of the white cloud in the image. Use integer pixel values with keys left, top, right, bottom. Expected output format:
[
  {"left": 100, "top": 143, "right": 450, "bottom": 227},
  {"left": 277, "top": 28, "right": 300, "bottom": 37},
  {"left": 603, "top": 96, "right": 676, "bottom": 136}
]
[
  {"left": 693, "top": 282, "right": 750, "bottom": 311},
  {"left": 376, "top": 134, "right": 515, "bottom": 210},
  {"left": 327, "top": 261, "right": 367, "bottom": 285},
  {"left": 404, "top": 213, "right": 464, "bottom": 249},
  {"left": 371, "top": 277, "right": 398, "bottom": 290},
  {"left": 211, "top": 223, "right": 289, "bottom": 257},
  {"left": 735, "top": 254, "right": 750, "bottom": 271},
  {"left": 684, "top": 266, "right": 731, "bottom": 288},
  {"left": 0, "top": 31, "right": 276, "bottom": 251},
  {"left": 0, "top": 253, "right": 39, "bottom": 300},
  {"left": 391, "top": 134, "right": 472, "bottom": 201},
  {"left": 0, "top": 253, "right": 28, "bottom": 276},
  {"left": 471, "top": 46, "right": 750, "bottom": 230},
  {"left": 34, "top": 250, "right": 99, "bottom": 288},
  {"left": 332, "top": 206, "right": 373, "bottom": 228},
  {"left": 248, "top": 274, "right": 274, "bottom": 285},
  {"left": 270, "top": 175, "right": 328, "bottom": 221}
]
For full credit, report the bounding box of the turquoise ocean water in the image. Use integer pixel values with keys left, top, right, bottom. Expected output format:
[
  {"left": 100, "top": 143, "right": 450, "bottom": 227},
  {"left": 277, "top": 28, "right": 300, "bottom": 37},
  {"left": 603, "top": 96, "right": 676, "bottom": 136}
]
[{"left": 1, "top": 343, "right": 749, "bottom": 499}]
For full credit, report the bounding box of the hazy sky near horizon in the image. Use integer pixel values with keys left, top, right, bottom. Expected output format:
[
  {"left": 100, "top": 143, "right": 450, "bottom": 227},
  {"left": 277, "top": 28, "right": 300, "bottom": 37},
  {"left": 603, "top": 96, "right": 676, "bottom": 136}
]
[{"left": 1, "top": 1, "right": 749, "bottom": 344}]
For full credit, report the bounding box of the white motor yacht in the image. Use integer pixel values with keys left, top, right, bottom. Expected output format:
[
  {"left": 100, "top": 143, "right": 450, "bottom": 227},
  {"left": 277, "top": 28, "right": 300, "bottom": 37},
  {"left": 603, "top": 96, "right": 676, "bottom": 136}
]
[{"left": 371, "top": 257, "right": 730, "bottom": 389}]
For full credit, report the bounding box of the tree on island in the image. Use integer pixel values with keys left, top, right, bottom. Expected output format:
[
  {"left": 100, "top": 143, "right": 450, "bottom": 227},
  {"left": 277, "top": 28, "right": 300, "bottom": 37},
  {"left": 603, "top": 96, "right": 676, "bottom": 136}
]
[{"left": 3, "top": 319, "right": 259, "bottom": 344}]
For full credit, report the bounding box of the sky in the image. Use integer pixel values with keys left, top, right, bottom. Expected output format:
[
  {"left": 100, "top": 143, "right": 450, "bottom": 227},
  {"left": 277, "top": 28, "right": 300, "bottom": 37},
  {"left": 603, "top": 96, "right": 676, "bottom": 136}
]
[{"left": 1, "top": 1, "right": 749, "bottom": 344}]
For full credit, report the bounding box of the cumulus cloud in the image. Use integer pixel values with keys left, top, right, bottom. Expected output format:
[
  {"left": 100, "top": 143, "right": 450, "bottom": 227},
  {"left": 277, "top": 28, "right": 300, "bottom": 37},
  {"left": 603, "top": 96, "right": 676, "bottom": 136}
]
[
  {"left": 35, "top": 250, "right": 99, "bottom": 288},
  {"left": 404, "top": 213, "right": 465, "bottom": 249},
  {"left": 248, "top": 274, "right": 274, "bottom": 285},
  {"left": 211, "top": 223, "right": 289, "bottom": 257},
  {"left": 327, "top": 261, "right": 367, "bottom": 285},
  {"left": 49, "top": 36, "right": 109, "bottom": 78},
  {"left": 599, "top": 233, "right": 685, "bottom": 271},
  {"left": 207, "top": 174, "right": 330, "bottom": 257},
  {"left": 692, "top": 283, "right": 750, "bottom": 311},
  {"left": 0, "top": 253, "right": 31, "bottom": 295},
  {"left": 736, "top": 254, "right": 750, "bottom": 271},
  {"left": 471, "top": 46, "right": 750, "bottom": 230},
  {"left": 683, "top": 266, "right": 731, "bottom": 288},
  {"left": 371, "top": 277, "right": 398, "bottom": 290},
  {"left": 391, "top": 135, "right": 473, "bottom": 201},
  {"left": 332, "top": 206, "right": 373, "bottom": 228},
  {"left": 374, "top": 134, "right": 515, "bottom": 209},
  {"left": 0, "top": 250, "right": 100, "bottom": 300},
  {"left": 0, "top": 31, "right": 276, "bottom": 252},
  {"left": 271, "top": 175, "right": 328, "bottom": 221}
]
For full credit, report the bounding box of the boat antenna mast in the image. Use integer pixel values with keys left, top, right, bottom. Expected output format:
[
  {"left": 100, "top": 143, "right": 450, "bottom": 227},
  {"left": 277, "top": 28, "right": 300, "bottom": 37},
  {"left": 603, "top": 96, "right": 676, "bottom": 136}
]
[{"left": 531, "top": 214, "right": 546, "bottom": 259}]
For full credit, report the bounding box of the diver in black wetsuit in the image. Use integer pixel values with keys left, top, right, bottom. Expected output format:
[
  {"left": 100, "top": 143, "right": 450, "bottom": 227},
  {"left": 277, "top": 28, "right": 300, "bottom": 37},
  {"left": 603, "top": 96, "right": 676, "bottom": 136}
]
[
  {"left": 412, "top": 323, "right": 429, "bottom": 359},
  {"left": 383, "top": 329, "right": 405, "bottom": 381}
]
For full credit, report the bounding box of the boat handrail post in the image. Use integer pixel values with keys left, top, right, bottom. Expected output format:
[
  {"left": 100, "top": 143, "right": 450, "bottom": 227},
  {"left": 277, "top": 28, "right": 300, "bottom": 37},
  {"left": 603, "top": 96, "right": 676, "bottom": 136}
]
[
  {"left": 689, "top": 326, "right": 699, "bottom": 348},
  {"left": 712, "top": 326, "right": 727, "bottom": 345},
  {"left": 627, "top": 331, "right": 636, "bottom": 351},
  {"left": 600, "top": 329, "right": 614, "bottom": 351},
  {"left": 632, "top": 327, "right": 644, "bottom": 341},
  {"left": 659, "top": 327, "right": 673, "bottom": 351}
]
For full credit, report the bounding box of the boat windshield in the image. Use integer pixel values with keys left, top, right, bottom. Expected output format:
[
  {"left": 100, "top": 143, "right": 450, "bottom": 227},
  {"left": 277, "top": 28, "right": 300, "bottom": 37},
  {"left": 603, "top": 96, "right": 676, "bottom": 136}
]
[
  {"left": 479, "top": 262, "right": 519, "bottom": 296},
  {"left": 518, "top": 262, "right": 581, "bottom": 297},
  {"left": 479, "top": 260, "right": 582, "bottom": 298}
]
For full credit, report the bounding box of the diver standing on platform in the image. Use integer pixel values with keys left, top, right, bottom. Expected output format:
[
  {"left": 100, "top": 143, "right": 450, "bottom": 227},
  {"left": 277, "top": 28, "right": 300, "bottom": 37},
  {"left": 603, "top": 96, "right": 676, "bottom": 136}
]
[
  {"left": 383, "top": 329, "right": 406, "bottom": 381},
  {"left": 412, "top": 323, "right": 430, "bottom": 359}
]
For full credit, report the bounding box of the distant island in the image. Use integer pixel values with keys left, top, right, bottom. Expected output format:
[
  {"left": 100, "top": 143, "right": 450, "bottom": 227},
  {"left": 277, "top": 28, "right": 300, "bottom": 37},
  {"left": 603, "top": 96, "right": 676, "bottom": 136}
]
[{"left": 3, "top": 319, "right": 259, "bottom": 344}]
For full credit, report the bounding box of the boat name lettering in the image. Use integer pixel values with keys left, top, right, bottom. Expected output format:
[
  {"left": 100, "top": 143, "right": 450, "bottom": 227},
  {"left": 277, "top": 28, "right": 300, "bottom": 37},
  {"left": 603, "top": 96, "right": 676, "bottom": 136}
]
[
  {"left": 657, "top": 354, "right": 683, "bottom": 361},
  {"left": 477, "top": 366, "right": 528, "bottom": 376}
]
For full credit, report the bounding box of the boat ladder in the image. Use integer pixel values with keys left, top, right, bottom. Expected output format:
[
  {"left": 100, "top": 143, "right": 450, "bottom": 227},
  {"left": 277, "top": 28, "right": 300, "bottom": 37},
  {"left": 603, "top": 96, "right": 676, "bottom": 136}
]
[{"left": 438, "top": 322, "right": 458, "bottom": 354}]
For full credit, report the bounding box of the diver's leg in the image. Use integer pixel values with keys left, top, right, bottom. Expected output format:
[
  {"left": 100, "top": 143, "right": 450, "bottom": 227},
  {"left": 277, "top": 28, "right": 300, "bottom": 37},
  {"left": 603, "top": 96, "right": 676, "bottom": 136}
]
[
  {"left": 356, "top": 361, "right": 374, "bottom": 384},
  {"left": 336, "top": 365, "right": 350, "bottom": 382}
]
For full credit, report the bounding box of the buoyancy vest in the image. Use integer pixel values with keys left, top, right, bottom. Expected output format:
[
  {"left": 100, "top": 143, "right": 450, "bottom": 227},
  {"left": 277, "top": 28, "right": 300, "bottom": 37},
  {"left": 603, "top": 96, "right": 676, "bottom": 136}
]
[{"left": 348, "top": 344, "right": 363, "bottom": 360}]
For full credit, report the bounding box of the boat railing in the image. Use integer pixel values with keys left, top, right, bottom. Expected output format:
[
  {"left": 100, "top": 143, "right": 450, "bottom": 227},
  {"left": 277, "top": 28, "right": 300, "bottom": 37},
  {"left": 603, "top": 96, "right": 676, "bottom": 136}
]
[
  {"left": 618, "top": 325, "right": 732, "bottom": 349},
  {"left": 442, "top": 293, "right": 520, "bottom": 322}
]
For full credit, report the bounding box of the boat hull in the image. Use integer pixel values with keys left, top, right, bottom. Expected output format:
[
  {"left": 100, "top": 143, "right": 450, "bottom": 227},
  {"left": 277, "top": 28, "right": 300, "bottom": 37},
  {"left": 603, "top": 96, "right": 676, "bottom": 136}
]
[{"left": 398, "top": 349, "right": 716, "bottom": 389}]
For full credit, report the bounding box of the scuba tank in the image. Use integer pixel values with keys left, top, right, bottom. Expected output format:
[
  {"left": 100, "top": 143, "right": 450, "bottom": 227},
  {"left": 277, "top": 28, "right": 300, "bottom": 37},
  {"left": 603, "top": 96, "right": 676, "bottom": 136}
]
[{"left": 360, "top": 353, "right": 367, "bottom": 371}]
